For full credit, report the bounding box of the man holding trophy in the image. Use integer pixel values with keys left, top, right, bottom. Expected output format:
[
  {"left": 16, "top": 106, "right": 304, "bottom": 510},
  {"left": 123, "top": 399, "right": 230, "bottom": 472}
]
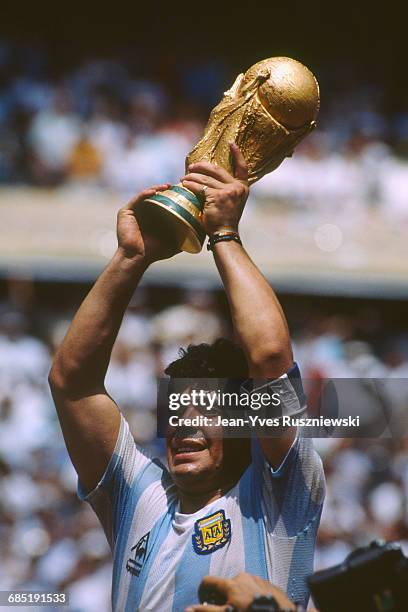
[{"left": 49, "top": 57, "right": 325, "bottom": 611}]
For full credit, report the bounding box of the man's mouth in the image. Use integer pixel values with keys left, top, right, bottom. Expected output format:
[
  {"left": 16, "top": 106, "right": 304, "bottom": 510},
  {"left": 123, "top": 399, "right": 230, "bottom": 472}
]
[{"left": 172, "top": 438, "right": 207, "bottom": 456}]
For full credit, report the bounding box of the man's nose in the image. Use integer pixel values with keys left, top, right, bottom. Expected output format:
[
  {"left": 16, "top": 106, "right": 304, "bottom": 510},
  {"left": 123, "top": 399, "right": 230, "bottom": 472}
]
[{"left": 179, "top": 404, "right": 201, "bottom": 419}]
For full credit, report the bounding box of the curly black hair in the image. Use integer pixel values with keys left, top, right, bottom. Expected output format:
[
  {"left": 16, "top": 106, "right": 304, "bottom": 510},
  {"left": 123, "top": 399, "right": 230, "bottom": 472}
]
[{"left": 164, "top": 338, "right": 249, "bottom": 379}]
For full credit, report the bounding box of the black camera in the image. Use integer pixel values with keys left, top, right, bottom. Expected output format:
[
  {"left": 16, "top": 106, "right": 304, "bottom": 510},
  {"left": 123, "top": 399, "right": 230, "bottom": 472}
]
[{"left": 308, "top": 541, "right": 408, "bottom": 612}]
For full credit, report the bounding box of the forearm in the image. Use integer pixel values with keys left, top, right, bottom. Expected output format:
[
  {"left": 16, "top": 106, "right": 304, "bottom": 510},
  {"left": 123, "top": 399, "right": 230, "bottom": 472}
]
[
  {"left": 50, "top": 249, "right": 148, "bottom": 394},
  {"left": 213, "top": 241, "right": 292, "bottom": 377}
]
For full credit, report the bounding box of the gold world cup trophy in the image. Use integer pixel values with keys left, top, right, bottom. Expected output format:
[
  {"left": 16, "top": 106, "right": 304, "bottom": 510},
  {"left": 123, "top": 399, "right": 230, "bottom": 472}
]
[{"left": 137, "top": 57, "right": 320, "bottom": 253}]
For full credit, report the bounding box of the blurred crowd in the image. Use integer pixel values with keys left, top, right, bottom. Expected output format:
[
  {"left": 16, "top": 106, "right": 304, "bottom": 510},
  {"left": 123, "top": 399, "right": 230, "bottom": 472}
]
[
  {"left": 1, "top": 40, "right": 408, "bottom": 220},
  {"left": 1, "top": 38, "right": 408, "bottom": 611},
  {"left": 0, "top": 287, "right": 407, "bottom": 611}
]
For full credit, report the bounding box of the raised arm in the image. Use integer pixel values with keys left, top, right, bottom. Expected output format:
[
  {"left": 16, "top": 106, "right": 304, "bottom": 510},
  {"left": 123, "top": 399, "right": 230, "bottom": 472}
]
[
  {"left": 182, "top": 145, "right": 295, "bottom": 466},
  {"left": 49, "top": 184, "right": 178, "bottom": 493}
]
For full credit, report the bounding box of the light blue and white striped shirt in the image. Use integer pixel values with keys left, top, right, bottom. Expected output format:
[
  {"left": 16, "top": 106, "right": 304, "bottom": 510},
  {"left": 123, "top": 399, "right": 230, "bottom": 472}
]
[{"left": 79, "top": 370, "right": 325, "bottom": 611}]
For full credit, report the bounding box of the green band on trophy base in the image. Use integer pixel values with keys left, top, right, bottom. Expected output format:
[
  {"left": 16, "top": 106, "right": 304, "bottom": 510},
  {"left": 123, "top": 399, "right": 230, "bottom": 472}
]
[
  {"left": 141, "top": 184, "right": 206, "bottom": 254},
  {"left": 170, "top": 185, "right": 203, "bottom": 210}
]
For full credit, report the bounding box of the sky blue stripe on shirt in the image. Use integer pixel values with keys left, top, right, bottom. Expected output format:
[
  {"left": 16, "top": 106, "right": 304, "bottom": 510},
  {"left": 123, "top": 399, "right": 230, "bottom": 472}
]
[
  {"left": 238, "top": 459, "right": 268, "bottom": 579},
  {"left": 110, "top": 464, "right": 133, "bottom": 610},
  {"left": 171, "top": 534, "right": 212, "bottom": 611},
  {"left": 124, "top": 509, "right": 175, "bottom": 612},
  {"left": 271, "top": 446, "right": 322, "bottom": 536},
  {"left": 286, "top": 512, "right": 322, "bottom": 606}
]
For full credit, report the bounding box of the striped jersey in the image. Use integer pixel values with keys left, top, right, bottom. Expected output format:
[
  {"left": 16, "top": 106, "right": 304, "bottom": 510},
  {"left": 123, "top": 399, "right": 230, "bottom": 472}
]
[{"left": 78, "top": 411, "right": 325, "bottom": 611}]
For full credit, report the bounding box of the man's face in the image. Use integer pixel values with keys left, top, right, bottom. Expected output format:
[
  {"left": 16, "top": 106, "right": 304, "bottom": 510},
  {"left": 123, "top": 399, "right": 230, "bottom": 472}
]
[{"left": 166, "top": 403, "right": 242, "bottom": 496}]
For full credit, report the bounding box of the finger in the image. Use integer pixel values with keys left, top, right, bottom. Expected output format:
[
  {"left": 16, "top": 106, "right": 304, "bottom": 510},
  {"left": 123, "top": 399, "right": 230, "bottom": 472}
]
[
  {"left": 230, "top": 142, "right": 248, "bottom": 182},
  {"left": 200, "top": 576, "right": 231, "bottom": 594},
  {"left": 253, "top": 575, "right": 267, "bottom": 588},
  {"left": 125, "top": 184, "right": 171, "bottom": 210},
  {"left": 181, "top": 173, "right": 224, "bottom": 189},
  {"left": 187, "top": 161, "right": 234, "bottom": 184},
  {"left": 182, "top": 180, "right": 215, "bottom": 198}
]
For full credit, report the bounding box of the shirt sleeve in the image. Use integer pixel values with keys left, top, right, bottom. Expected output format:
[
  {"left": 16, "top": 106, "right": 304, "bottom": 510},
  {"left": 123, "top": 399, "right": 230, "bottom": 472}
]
[
  {"left": 248, "top": 363, "right": 326, "bottom": 535},
  {"left": 77, "top": 414, "right": 173, "bottom": 548},
  {"left": 254, "top": 435, "right": 326, "bottom": 536}
]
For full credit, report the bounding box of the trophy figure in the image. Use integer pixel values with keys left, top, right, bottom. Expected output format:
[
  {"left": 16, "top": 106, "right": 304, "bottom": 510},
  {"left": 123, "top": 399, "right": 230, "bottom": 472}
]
[{"left": 138, "top": 56, "right": 320, "bottom": 253}]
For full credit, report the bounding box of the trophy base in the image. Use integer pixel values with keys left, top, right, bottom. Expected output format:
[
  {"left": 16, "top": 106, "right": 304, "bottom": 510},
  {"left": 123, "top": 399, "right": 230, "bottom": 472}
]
[{"left": 141, "top": 185, "right": 206, "bottom": 254}]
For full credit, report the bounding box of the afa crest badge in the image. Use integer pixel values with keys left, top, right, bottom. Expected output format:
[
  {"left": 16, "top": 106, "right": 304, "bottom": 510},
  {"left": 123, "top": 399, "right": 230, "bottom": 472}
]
[{"left": 192, "top": 510, "right": 231, "bottom": 555}]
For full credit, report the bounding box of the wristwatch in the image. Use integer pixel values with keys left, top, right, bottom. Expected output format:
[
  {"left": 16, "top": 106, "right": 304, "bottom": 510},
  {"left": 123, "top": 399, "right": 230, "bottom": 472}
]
[{"left": 248, "top": 594, "right": 305, "bottom": 611}]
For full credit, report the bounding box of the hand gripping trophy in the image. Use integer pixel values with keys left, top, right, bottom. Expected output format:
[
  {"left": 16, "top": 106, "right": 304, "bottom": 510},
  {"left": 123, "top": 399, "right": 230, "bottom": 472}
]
[{"left": 138, "top": 56, "right": 320, "bottom": 253}]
